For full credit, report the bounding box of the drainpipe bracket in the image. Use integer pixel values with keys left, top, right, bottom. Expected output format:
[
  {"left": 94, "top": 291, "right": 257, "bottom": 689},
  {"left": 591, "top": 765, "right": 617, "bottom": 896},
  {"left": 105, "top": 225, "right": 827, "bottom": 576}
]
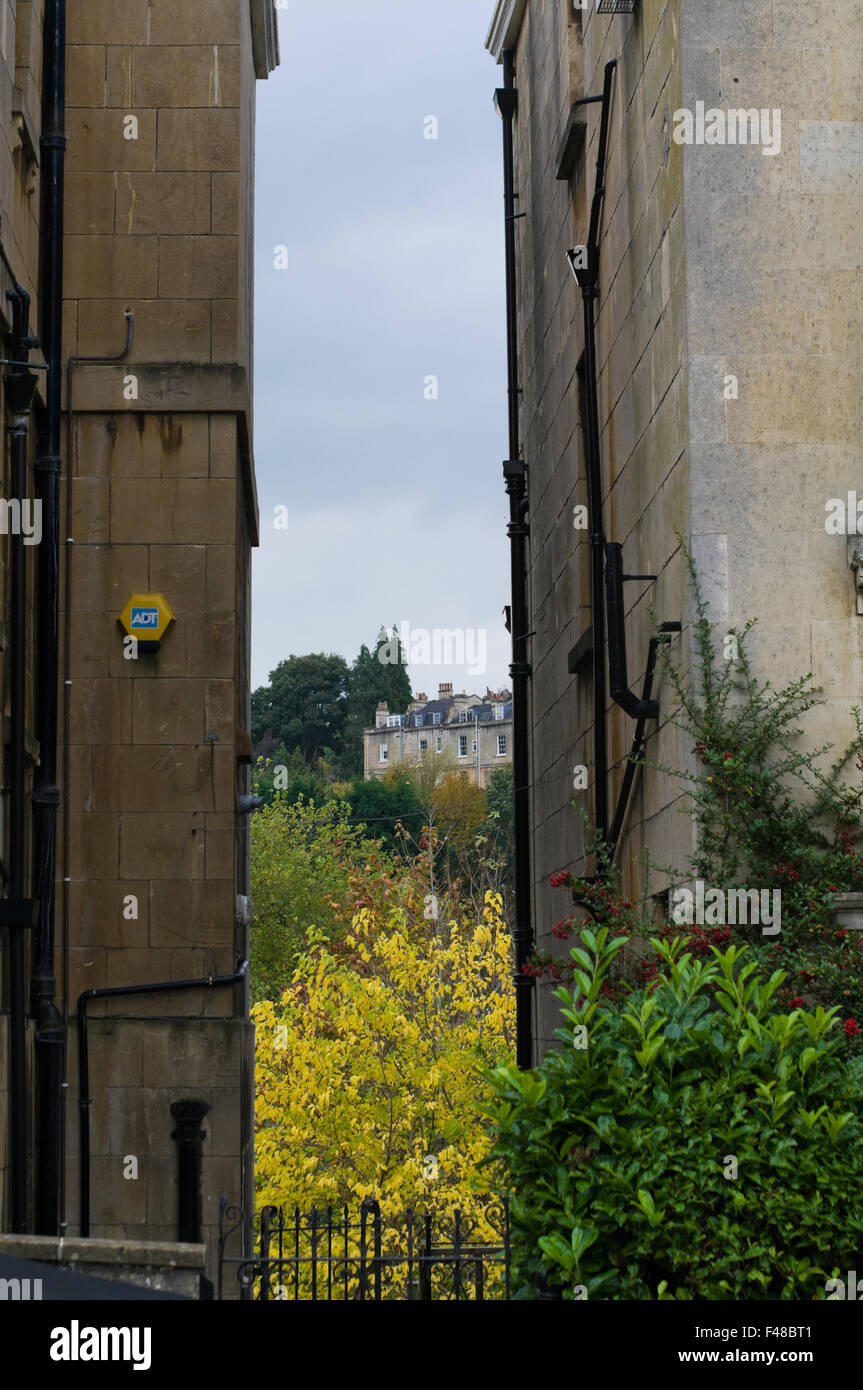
[
  {"left": 33, "top": 452, "right": 61, "bottom": 475},
  {"left": 32, "top": 783, "right": 60, "bottom": 806}
]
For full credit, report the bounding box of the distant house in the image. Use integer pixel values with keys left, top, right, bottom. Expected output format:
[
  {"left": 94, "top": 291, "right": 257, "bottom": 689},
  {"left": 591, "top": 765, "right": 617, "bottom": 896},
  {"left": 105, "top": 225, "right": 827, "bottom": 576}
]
[{"left": 364, "top": 683, "right": 513, "bottom": 788}]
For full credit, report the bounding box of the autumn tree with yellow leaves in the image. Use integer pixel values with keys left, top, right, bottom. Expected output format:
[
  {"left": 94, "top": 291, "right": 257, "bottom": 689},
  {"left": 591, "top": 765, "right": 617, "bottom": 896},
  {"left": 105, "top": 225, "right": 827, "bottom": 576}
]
[{"left": 252, "top": 888, "right": 515, "bottom": 1274}]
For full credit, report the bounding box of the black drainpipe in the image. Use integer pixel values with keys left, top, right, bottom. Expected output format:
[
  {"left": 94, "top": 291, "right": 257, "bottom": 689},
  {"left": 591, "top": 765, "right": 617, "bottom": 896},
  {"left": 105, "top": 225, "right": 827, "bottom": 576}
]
[
  {"left": 77, "top": 961, "right": 249, "bottom": 1238},
  {"left": 495, "top": 50, "right": 533, "bottom": 1071},
  {"left": 31, "top": 0, "right": 67, "bottom": 1236},
  {"left": 3, "top": 283, "right": 40, "bottom": 1231},
  {"left": 566, "top": 59, "right": 617, "bottom": 849},
  {"left": 170, "top": 1100, "right": 210, "bottom": 1245}
]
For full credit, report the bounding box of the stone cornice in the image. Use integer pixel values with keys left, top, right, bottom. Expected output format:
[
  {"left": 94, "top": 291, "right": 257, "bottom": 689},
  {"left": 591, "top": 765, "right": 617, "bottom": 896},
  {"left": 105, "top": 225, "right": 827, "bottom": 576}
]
[
  {"left": 64, "top": 362, "right": 249, "bottom": 414},
  {"left": 64, "top": 363, "right": 261, "bottom": 546},
  {"left": 250, "top": 0, "right": 280, "bottom": 79},
  {"left": 485, "top": 0, "right": 528, "bottom": 62}
]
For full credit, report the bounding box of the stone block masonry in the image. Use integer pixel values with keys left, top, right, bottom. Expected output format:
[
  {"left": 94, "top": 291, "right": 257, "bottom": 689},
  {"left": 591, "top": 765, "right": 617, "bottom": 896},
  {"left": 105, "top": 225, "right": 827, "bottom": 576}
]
[
  {"left": 486, "top": 0, "right": 862, "bottom": 1057},
  {"left": 0, "top": 0, "right": 278, "bottom": 1293}
]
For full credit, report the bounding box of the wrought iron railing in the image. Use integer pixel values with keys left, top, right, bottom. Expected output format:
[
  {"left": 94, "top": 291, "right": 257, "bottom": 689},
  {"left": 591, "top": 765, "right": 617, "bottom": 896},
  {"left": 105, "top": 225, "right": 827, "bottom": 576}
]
[{"left": 218, "top": 1196, "right": 510, "bottom": 1301}]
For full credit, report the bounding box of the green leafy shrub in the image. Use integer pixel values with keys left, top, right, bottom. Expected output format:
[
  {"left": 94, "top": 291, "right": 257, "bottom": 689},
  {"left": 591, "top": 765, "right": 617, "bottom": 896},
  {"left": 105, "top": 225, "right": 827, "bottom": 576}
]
[
  {"left": 536, "top": 546, "right": 863, "bottom": 1040},
  {"left": 484, "top": 927, "right": 863, "bottom": 1300},
  {"left": 659, "top": 541, "right": 863, "bottom": 933}
]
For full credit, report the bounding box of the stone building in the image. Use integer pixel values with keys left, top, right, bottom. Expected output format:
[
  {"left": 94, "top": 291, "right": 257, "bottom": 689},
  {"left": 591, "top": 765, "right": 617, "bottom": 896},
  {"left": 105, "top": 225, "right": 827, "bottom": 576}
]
[
  {"left": 0, "top": 0, "right": 278, "bottom": 1294},
  {"left": 364, "top": 684, "right": 514, "bottom": 789},
  {"left": 485, "top": 0, "right": 862, "bottom": 1055}
]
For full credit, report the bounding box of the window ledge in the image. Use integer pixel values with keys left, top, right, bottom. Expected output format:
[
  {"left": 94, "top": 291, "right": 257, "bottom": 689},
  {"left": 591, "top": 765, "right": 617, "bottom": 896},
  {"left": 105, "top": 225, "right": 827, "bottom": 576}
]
[{"left": 556, "top": 104, "right": 589, "bottom": 181}]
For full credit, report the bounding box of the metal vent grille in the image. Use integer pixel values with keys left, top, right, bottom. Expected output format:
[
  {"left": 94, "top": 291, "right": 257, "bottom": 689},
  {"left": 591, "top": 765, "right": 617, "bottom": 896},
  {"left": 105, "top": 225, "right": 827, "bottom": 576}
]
[{"left": 596, "top": 0, "right": 636, "bottom": 12}]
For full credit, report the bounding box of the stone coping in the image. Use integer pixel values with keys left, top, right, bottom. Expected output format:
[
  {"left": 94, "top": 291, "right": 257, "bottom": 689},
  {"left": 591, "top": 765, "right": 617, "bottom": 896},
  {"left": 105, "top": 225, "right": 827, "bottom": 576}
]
[{"left": 0, "top": 1235, "right": 206, "bottom": 1270}]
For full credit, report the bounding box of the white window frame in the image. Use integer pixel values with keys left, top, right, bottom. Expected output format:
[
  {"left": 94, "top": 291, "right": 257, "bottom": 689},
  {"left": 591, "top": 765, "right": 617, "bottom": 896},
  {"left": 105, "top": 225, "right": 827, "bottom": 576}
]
[
  {"left": 381, "top": 742, "right": 389, "bottom": 762},
  {"left": 458, "top": 734, "right": 468, "bottom": 758},
  {"left": 435, "top": 734, "right": 442, "bottom": 752},
  {"left": 494, "top": 705, "right": 504, "bottom": 721},
  {"left": 432, "top": 712, "right": 442, "bottom": 725},
  {"left": 419, "top": 738, "right": 428, "bottom": 751},
  {"left": 496, "top": 734, "right": 506, "bottom": 756},
  {"left": 386, "top": 714, "right": 403, "bottom": 728}
]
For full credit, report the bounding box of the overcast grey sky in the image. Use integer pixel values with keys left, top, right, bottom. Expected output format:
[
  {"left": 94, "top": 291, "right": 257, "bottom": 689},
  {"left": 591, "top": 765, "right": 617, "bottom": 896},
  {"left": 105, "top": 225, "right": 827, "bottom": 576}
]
[{"left": 251, "top": 0, "right": 511, "bottom": 702}]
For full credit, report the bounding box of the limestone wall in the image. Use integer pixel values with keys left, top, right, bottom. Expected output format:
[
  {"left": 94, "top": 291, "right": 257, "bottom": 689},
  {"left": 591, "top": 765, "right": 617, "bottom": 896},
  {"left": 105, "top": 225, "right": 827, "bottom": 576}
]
[
  {"left": 0, "top": 1, "right": 275, "bottom": 1281},
  {"left": 491, "top": 0, "right": 862, "bottom": 1057}
]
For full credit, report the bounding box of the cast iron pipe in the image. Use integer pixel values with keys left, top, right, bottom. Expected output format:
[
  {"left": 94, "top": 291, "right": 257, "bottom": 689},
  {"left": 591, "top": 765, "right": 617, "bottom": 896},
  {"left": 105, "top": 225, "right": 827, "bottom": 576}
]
[
  {"left": 31, "top": 0, "right": 67, "bottom": 1237},
  {"left": 4, "top": 284, "right": 39, "bottom": 1231},
  {"left": 170, "top": 1100, "right": 210, "bottom": 1245},
  {"left": 496, "top": 50, "right": 534, "bottom": 1070},
  {"left": 77, "top": 960, "right": 249, "bottom": 1238},
  {"left": 605, "top": 543, "right": 660, "bottom": 720},
  {"left": 607, "top": 623, "right": 681, "bottom": 860},
  {"left": 567, "top": 60, "right": 617, "bottom": 846}
]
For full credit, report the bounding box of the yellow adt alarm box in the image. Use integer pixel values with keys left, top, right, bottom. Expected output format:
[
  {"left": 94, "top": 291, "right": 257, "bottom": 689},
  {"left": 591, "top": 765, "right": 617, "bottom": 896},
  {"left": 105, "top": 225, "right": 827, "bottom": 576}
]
[{"left": 118, "top": 593, "right": 175, "bottom": 654}]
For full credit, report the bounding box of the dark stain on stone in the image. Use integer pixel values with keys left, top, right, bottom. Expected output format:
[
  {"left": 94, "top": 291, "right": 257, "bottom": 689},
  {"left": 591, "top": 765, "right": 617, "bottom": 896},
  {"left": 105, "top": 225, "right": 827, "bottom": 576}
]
[{"left": 159, "top": 418, "right": 183, "bottom": 453}]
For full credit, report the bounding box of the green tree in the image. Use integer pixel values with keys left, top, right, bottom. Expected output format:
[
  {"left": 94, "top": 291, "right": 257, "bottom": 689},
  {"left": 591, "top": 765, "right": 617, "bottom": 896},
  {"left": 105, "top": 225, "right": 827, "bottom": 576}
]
[
  {"left": 338, "top": 769, "right": 424, "bottom": 852},
  {"left": 249, "top": 797, "right": 375, "bottom": 1003},
  {"left": 251, "top": 652, "right": 349, "bottom": 764},
  {"left": 341, "top": 626, "right": 413, "bottom": 774},
  {"left": 251, "top": 745, "right": 328, "bottom": 806},
  {"left": 481, "top": 764, "right": 515, "bottom": 919}
]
